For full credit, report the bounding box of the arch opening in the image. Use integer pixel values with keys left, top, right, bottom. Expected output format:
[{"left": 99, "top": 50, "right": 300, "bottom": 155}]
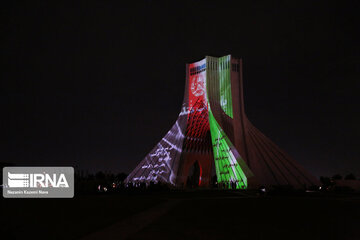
[{"left": 186, "top": 160, "right": 201, "bottom": 188}]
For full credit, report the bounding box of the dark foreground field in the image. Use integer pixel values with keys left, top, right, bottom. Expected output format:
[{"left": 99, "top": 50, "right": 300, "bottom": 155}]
[{"left": 1, "top": 190, "right": 360, "bottom": 240}]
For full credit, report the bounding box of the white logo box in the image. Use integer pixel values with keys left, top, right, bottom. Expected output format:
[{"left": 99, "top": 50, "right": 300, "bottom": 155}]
[{"left": 3, "top": 167, "right": 74, "bottom": 198}]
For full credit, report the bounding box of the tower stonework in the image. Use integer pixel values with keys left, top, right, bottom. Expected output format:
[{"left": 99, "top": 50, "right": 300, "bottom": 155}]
[{"left": 125, "top": 55, "right": 319, "bottom": 189}]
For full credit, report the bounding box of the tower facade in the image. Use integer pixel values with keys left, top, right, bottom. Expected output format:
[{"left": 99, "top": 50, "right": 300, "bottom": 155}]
[{"left": 125, "top": 55, "right": 319, "bottom": 189}]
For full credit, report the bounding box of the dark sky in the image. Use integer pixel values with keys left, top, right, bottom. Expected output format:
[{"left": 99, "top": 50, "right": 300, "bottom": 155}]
[{"left": 2, "top": 1, "right": 360, "bottom": 178}]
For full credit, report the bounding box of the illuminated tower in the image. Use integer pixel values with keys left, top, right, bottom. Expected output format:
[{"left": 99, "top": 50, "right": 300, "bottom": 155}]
[{"left": 125, "top": 55, "right": 319, "bottom": 189}]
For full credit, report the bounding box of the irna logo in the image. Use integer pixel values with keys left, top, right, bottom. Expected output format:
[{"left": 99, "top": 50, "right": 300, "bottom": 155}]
[
  {"left": 3, "top": 167, "right": 74, "bottom": 198},
  {"left": 8, "top": 172, "right": 69, "bottom": 188}
]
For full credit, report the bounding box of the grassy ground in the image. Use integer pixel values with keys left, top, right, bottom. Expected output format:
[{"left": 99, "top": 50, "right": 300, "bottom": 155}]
[
  {"left": 1, "top": 193, "right": 164, "bottom": 239},
  {"left": 130, "top": 194, "right": 360, "bottom": 240},
  {"left": 1, "top": 190, "right": 360, "bottom": 240}
]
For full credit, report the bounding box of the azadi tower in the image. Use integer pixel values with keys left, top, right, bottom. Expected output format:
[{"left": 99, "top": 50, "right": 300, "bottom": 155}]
[{"left": 125, "top": 55, "right": 319, "bottom": 189}]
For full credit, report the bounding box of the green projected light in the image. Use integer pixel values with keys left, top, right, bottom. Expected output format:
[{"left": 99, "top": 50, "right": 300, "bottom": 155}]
[
  {"left": 126, "top": 54, "right": 318, "bottom": 189},
  {"left": 208, "top": 110, "right": 247, "bottom": 189},
  {"left": 219, "top": 56, "right": 233, "bottom": 118},
  {"left": 206, "top": 55, "right": 247, "bottom": 188}
]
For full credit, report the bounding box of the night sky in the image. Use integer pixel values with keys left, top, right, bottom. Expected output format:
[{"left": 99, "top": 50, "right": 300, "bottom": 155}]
[{"left": 2, "top": 1, "right": 360, "bottom": 178}]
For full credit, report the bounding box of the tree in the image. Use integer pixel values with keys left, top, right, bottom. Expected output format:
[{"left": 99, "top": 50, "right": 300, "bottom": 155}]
[
  {"left": 344, "top": 173, "right": 356, "bottom": 180},
  {"left": 95, "top": 171, "right": 105, "bottom": 180},
  {"left": 320, "top": 176, "right": 331, "bottom": 186},
  {"left": 332, "top": 174, "right": 342, "bottom": 180},
  {"left": 116, "top": 172, "right": 128, "bottom": 182}
]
